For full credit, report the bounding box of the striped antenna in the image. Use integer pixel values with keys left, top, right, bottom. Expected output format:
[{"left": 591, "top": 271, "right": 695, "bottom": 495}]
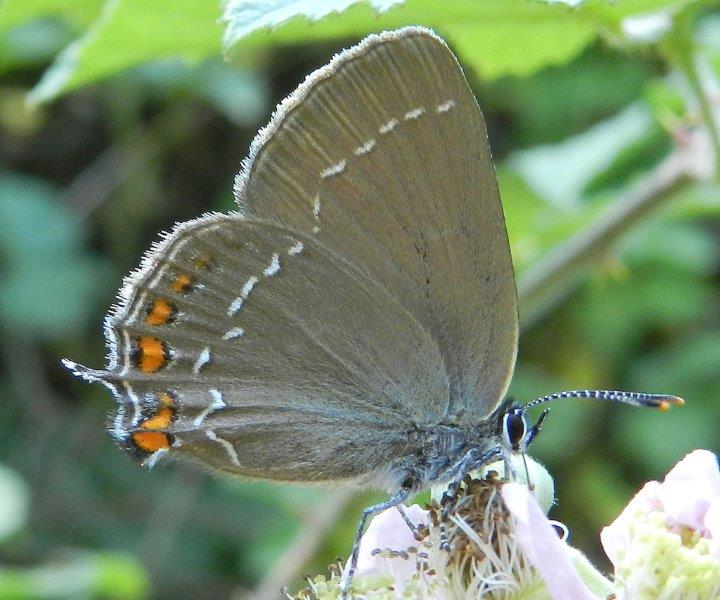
[{"left": 522, "top": 390, "right": 685, "bottom": 413}]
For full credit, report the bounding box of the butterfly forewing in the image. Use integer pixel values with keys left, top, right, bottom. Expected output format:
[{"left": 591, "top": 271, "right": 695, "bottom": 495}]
[
  {"left": 240, "top": 28, "right": 518, "bottom": 421},
  {"left": 68, "top": 27, "right": 518, "bottom": 483}
]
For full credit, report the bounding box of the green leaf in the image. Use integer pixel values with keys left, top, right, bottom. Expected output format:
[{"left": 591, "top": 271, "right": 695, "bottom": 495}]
[
  {"left": 29, "top": 0, "right": 223, "bottom": 104},
  {"left": 191, "top": 62, "right": 269, "bottom": 126},
  {"left": 2, "top": 258, "right": 110, "bottom": 338},
  {"left": 665, "top": 180, "right": 720, "bottom": 218},
  {"left": 629, "top": 330, "right": 720, "bottom": 398},
  {"left": 222, "top": 0, "right": 402, "bottom": 47},
  {"left": 25, "top": 0, "right": 712, "bottom": 102},
  {"left": 224, "top": 0, "right": 598, "bottom": 81},
  {"left": 613, "top": 389, "right": 719, "bottom": 474},
  {"left": 92, "top": 553, "right": 150, "bottom": 600},
  {"left": 0, "top": 0, "right": 104, "bottom": 33},
  {"left": 498, "top": 168, "right": 600, "bottom": 272},
  {"left": 572, "top": 220, "right": 718, "bottom": 365},
  {"left": 0, "top": 552, "right": 149, "bottom": 600},
  {"left": 128, "top": 59, "right": 269, "bottom": 126},
  {"left": 447, "top": 16, "right": 594, "bottom": 81},
  {"left": 0, "top": 464, "right": 28, "bottom": 542},
  {"left": 0, "top": 172, "right": 111, "bottom": 339},
  {"left": 485, "top": 43, "right": 653, "bottom": 146},
  {"left": 0, "top": 19, "right": 77, "bottom": 73},
  {"left": 509, "top": 103, "right": 656, "bottom": 206},
  {"left": 618, "top": 321, "right": 719, "bottom": 479},
  {"left": 584, "top": 122, "right": 672, "bottom": 196},
  {"left": 0, "top": 174, "right": 80, "bottom": 253},
  {"left": 577, "top": 0, "right": 703, "bottom": 33}
]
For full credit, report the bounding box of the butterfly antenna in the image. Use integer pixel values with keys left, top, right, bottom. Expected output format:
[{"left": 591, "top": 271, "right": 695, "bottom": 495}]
[{"left": 522, "top": 389, "right": 684, "bottom": 412}]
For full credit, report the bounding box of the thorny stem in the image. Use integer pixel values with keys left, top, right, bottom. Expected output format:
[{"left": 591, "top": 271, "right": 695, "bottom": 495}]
[
  {"left": 678, "top": 52, "right": 720, "bottom": 175},
  {"left": 521, "top": 9, "right": 720, "bottom": 324},
  {"left": 665, "top": 9, "right": 720, "bottom": 176},
  {"left": 517, "top": 150, "right": 691, "bottom": 326}
]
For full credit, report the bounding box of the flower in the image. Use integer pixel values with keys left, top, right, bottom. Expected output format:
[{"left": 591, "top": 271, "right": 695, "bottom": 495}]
[
  {"left": 501, "top": 483, "right": 608, "bottom": 600},
  {"left": 294, "top": 457, "right": 609, "bottom": 599},
  {"left": 291, "top": 450, "right": 720, "bottom": 600},
  {"left": 348, "top": 502, "right": 429, "bottom": 595},
  {"left": 348, "top": 456, "right": 567, "bottom": 598},
  {"left": 600, "top": 449, "right": 720, "bottom": 599}
]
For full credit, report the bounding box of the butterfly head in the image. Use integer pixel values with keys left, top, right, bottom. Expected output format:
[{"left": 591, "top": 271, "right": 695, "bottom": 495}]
[
  {"left": 499, "top": 388, "right": 684, "bottom": 456},
  {"left": 500, "top": 402, "right": 549, "bottom": 455}
]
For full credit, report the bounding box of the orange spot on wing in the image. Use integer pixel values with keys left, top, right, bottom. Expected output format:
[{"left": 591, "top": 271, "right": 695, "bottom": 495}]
[
  {"left": 170, "top": 273, "right": 194, "bottom": 294},
  {"left": 145, "top": 297, "right": 176, "bottom": 326},
  {"left": 140, "top": 406, "right": 175, "bottom": 430},
  {"left": 131, "top": 430, "right": 172, "bottom": 452},
  {"left": 135, "top": 336, "right": 168, "bottom": 373}
]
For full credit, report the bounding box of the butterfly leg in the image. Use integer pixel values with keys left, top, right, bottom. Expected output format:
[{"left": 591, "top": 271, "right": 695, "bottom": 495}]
[
  {"left": 395, "top": 504, "right": 424, "bottom": 540},
  {"left": 438, "top": 445, "right": 503, "bottom": 550},
  {"left": 502, "top": 448, "right": 517, "bottom": 481},
  {"left": 341, "top": 488, "right": 411, "bottom": 599}
]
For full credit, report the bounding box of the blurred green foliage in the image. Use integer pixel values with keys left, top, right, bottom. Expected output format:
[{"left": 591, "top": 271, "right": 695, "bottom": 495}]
[{"left": 1, "top": 1, "right": 719, "bottom": 598}]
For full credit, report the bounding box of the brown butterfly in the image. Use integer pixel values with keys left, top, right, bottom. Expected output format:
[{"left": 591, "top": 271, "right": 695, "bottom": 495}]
[{"left": 65, "top": 27, "right": 683, "bottom": 597}]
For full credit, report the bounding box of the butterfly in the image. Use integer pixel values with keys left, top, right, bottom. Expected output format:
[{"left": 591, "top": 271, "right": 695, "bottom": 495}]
[{"left": 64, "top": 26, "right": 682, "bottom": 597}]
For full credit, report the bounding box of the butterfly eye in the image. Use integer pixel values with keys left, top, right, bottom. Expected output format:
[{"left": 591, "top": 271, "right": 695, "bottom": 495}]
[{"left": 502, "top": 409, "right": 526, "bottom": 451}]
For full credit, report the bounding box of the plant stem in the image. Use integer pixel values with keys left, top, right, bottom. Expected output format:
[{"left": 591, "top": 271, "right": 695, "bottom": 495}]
[
  {"left": 250, "top": 487, "right": 356, "bottom": 600},
  {"left": 516, "top": 150, "right": 691, "bottom": 326},
  {"left": 674, "top": 43, "right": 720, "bottom": 176},
  {"left": 657, "top": 7, "right": 720, "bottom": 175}
]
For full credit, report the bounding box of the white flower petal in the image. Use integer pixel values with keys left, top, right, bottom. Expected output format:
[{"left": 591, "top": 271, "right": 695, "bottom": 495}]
[
  {"left": 659, "top": 449, "right": 720, "bottom": 534},
  {"left": 705, "top": 502, "right": 720, "bottom": 559},
  {"left": 502, "top": 483, "right": 597, "bottom": 600},
  {"left": 600, "top": 480, "right": 662, "bottom": 566},
  {"left": 346, "top": 503, "right": 429, "bottom": 595}
]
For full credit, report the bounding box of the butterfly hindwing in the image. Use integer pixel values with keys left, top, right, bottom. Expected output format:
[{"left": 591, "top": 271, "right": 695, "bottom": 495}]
[{"left": 70, "top": 213, "right": 446, "bottom": 481}]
